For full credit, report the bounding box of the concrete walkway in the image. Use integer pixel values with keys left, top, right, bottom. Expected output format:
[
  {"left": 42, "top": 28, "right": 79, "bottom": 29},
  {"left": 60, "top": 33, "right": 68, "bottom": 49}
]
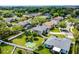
[
  {"left": 11, "top": 46, "right": 16, "bottom": 54},
  {"left": 8, "top": 32, "right": 24, "bottom": 40}
]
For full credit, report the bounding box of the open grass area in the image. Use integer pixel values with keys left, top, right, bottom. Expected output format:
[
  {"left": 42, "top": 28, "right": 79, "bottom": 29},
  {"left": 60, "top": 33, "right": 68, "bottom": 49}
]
[
  {"left": 14, "top": 48, "right": 32, "bottom": 54},
  {"left": 0, "top": 44, "right": 13, "bottom": 54},
  {"left": 51, "top": 28, "right": 60, "bottom": 32},
  {"left": 12, "top": 34, "right": 26, "bottom": 46},
  {"left": 33, "top": 37, "right": 44, "bottom": 47},
  {"left": 53, "top": 34, "right": 66, "bottom": 38},
  {"left": 72, "top": 28, "right": 79, "bottom": 33},
  {"left": 34, "top": 45, "right": 51, "bottom": 54}
]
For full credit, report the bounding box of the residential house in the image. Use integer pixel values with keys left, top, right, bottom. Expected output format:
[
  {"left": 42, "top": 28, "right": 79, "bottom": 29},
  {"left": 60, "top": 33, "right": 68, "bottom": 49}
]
[
  {"left": 53, "top": 16, "right": 64, "bottom": 21},
  {"left": 5, "top": 18, "right": 16, "bottom": 23},
  {"left": 43, "top": 13, "right": 51, "bottom": 19},
  {"left": 43, "top": 22, "right": 54, "bottom": 29},
  {"left": 44, "top": 36, "right": 71, "bottom": 54},
  {"left": 50, "top": 16, "right": 64, "bottom": 25},
  {"left": 18, "top": 20, "right": 30, "bottom": 27},
  {"left": 27, "top": 13, "right": 42, "bottom": 17},
  {"left": 32, "top": 25, "right": 49, "bottom": 35}
]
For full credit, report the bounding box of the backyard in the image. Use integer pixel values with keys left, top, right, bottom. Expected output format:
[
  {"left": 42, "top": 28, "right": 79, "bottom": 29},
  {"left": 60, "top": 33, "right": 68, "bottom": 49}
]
[
  {"left": 34, "top": 45, "right": 52, "bottom": 54},
  {"left": 12, "top": 34, "right": 26, "bottom": 46},
  {"left": 51, "top": 28, "right": 60, "bottom": 32},
  {"left": 0, "top": 44, "right": 14, "bottom": 54}
]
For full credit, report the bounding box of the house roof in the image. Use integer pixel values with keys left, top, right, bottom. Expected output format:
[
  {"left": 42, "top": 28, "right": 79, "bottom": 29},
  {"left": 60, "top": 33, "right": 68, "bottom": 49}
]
[
  {"left": 5, "top": 18, "right": 16, "bottom": 22},
  {"left": 53, "top": 16, "right": 64, "bottom": 21},
  {"left": 50, "top": 20, "right": 58, "bottom": 25},
  {"left": 43, "top": 22, "right": 54, "bottom": 29},
  {"left": 28, "top": 13, "right": 41, "bottom": 17},
  {"left": 44, "top": 13, "right": 51, "bottom": 17},
  {"left": 44, "top": 36, "right": 71, "bottom": 51},
  {"left": 32, "top": 25, "right": 48, "bottom": 32},
  {"left": 18, "top": 20, "right": 29, "bottom": 27}
]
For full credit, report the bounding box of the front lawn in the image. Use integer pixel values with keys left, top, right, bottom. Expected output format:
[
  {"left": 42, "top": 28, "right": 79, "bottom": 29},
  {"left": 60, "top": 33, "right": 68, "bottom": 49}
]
[
  {"left": 14, "top": 48, "right": 32, "bottom": 54},
  {"left": 34, "top": 45, "right": 52, "bottom": 54},
  {"left": 12, "top": 34, "right": 26, "bottom": 46},
  {"left": 33, "top": 37, "right": 44, "bottom": 47},
  {"left": 0, "top": 44, "right": 13, "bottom": 54},
  {"left": 53, "top": 34, "right": 66, "bottom": 38},
  {"left": 51, "top": 28, "right": 60, "bottom": 32}
]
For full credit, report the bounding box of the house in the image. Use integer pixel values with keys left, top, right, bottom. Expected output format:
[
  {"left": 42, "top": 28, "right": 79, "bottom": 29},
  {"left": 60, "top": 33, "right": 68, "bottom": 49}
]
[
  {"left": 43, "top": 22, "right": 54, "bottom": 29},
  {"left": 32, "top": 25, "right": 49, "bottom": 35},
  {"left": 18, "top": 20, "right": 30, "bottom": 27},
  {"left": 5, "top": 18, "right": 16, "bottom": 23},
  {"left": 50, "top": 20, "right": 58, "bottom": 25},
  {"left": 44, "top": 36, "right": 71, "bottom": 54},
  {"left": 43, "top": 13, "right": 51, "bottom": 19},
  {"left": 50, "top": 16, "right": 64, "bottom": 25},
  {"left": 27, "top": 13, "right": 42, "bottom": 17},
  {"left": 53, "top": 16, "right": 64, "bottom": 21}
]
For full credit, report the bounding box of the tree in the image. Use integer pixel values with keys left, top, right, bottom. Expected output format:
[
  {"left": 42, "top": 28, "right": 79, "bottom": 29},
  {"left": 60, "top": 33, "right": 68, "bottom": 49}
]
[
  {"left": 0, "top": 47, "right": 2, "bottom": 53},
  {"left": 31, "top": 16, "right": 47, "bottom": 26},
  {"left": 17, "top": 50, "right": 22, "bottom": 54},
  {"left": 3, "top": 11, "right": 13, "bottom": 18},
  {"left": 0, "top": 16, "right": 3, "bottom": 20},
  {"left": 73, "top": 30, "right": 79, "bottom": 41},
  {"left": 34, "top": 37, "right": 39, "bottom": 41},
  {"left": 53, "top": 13, "right": 59, "bottom": 17},
  {"left": 0, "top": 21, "right": 11, "bottom": 38},
  {"left": 12, "top": 25, "right": 23, "bottom": 31},
  {"left": 58, "top": 21, "right": 66, "bottom": 28}
]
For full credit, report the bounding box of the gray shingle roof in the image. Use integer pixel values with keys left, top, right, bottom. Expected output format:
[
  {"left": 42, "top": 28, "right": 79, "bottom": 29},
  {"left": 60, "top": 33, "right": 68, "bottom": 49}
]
[
  {"left": 44, "top": 36, "right": 71, "bottom": 51},
  {"left": 5, "top": 18, "right": 16, "bottom": 22},
  {"left": 18, "top": 20, "right": 29, "bottom": 27},
  {"left": 32, "top": 25, "right": 48, "bottom": 33}
]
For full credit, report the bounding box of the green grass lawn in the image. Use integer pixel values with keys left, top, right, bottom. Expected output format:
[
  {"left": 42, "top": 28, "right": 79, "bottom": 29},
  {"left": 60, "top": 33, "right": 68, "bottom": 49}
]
[
  {"left": 0, "top": 44, "right": 13, "bottom": 54},
  {"left": 14, "top": 48, "right": 30, "bottom": 54},
  {"left": 72, "top": 28, "right": 78, "bottom": 33},
  {"left": 51, "top": 28, "right": 60, "bottom": 32},
  {"left": 53, "top": 34, "right": 66, "bottom": 38},
  {"left": 34, "top": 45, "right": 51, "bottom": 54},
  {"left": 33, "top": 37, "right": 44, "bottom": 47},
  {"left": 12, "top": 34, "right": 26, "bottom": 46}
]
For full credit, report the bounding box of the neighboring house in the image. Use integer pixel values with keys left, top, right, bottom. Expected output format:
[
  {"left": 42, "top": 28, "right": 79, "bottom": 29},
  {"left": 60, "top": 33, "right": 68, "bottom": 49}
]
[
  {"left": 27, "top": 13, "right": 42, "bottom": 17},
  {"left": 53, "top": 16, "right": 64, "bottom": 21},
  {"left": 50, "top": 16, "right": 64, "bottom": 25},
  {"left": 32, "top": 25, "right": 49, "bottom": 35},
  {"left": 5, "top": 18, "right": 16, "bottom": 23},
  {"left": 43, "top": 22, "right": 54, "bottom": 29},
  {"left": 43, "top": 13, "right": 51, "bottom": 19},
  {"left": 50, "top": 19, "right": 58, "bottom": 25},
  {"left": 44, "top": 36, "right": 71, "bottom": 54},
  {"left": 18, "top": 20, "right": 30, "bottom": 27}
]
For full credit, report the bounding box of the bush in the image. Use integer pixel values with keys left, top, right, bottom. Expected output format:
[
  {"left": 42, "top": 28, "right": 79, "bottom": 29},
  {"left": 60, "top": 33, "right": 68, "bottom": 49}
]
[
  {"left": 34, "top": 37, "right": 39, "bottom": 41},
  {"left": 17, "top": 50, "right": 22, "bottom": 54},
  {"left": 38, "top": 46, "right": 43, "bottom": 51}
]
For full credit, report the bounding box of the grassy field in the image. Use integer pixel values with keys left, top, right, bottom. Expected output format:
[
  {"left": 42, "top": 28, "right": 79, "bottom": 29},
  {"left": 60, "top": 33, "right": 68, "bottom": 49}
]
[
  {"left": 0, "top": 44, "right": 13, "bottom": 54},
  {"left": 34, "top": 45, "right": 51, "bottom": 54},
  {"left": 33, "top": 37, "right": 44, "bottom": 47},
  {"left": 14, "top": 48, "right": 28, "bottom": 54},
  {"left": 51, "top": 28, "right": 60, "bottom": 32},
  {"left": 12, "top": 34, "right": 26, "bottom": 46},
  {"left": 53, "top": 34, "right": 66, "bottom": 38}
]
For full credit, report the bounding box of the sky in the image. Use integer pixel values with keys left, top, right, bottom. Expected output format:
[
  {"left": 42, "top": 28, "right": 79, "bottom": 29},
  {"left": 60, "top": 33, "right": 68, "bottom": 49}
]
[{"left": 0, "top": 0, "right": 79, "bottom": 6}]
